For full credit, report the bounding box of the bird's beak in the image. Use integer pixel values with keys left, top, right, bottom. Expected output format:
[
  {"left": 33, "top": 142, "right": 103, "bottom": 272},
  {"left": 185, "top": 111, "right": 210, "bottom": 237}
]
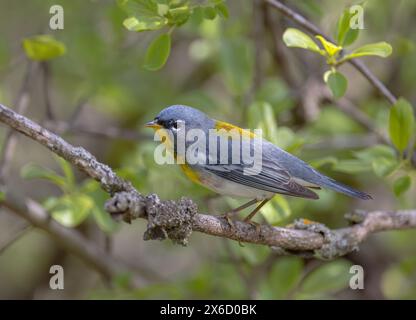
[{"left": 145, "top": 120, "right": 162, "bottom": 129}]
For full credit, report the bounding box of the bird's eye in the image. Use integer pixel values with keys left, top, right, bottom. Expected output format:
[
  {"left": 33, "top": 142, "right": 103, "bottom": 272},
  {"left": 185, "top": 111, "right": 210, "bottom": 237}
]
[{"left": 166, "top": 119, "right": 176, "bottom": 129}]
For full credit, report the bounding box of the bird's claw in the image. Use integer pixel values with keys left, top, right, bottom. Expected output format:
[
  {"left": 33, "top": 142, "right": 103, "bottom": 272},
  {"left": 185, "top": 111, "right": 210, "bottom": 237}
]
[
  {"left": 244, "top": 219, "right": 261, "bottom": 233},
  {"left": 220, "top": 212, "right": 236, "bottom": 230}
]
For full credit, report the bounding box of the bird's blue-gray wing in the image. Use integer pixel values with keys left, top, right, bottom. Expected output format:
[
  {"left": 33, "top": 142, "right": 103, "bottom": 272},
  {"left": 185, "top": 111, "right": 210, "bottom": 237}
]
[{"left": 199, "top": 160, "right": 319, "bottom": 199}]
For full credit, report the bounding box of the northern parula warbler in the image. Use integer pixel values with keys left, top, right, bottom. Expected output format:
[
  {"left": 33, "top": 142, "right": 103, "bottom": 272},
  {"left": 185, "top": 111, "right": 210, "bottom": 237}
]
[{"left": 146, "top": 105, "right": 371, "bottom": 223}]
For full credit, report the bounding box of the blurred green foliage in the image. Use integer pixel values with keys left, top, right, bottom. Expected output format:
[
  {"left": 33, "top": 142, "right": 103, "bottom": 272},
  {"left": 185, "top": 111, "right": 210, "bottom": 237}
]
[{"left": 0, "top": 0, "right": 416, "bottom": 300}]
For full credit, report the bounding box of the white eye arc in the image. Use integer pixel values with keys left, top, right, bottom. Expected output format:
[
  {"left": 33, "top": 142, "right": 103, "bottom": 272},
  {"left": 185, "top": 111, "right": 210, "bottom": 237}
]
[{"left": 172, "top": 119, "right": 184, "bottom": 131}]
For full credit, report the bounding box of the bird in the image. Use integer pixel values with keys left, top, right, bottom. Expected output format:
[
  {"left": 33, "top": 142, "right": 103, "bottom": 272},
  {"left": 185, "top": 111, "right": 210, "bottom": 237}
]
[{"left": 145, "top": 105, "right": 371, "bottom": 224}]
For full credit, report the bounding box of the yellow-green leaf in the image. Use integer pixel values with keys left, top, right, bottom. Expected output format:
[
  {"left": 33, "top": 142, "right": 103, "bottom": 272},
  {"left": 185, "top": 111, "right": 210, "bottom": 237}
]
[
  {"left": 393, "top": 176, "right": 411, "bottom": 197},
  {"left": 45, "top": 194, "right": 94, "bottom": 227},
  {"left": 203, "top": 7, "right": 217, "bottom": 20},
  {"left": 259, "top": 257, "right": 303, "bottom": 299},
  {"left": 119, "top": 0, "right": 168, "bottom": 32},
  {"left": 388, "top": 98, "right": 415, "bottom": 152},
  {"left": 298, "top": 260, "right": 352, "bottom": 297},
  {"left": 316, "top": 35, "right": 342, "bottom": 57},
  {"left": 166, "top": 6, "right": 191, "bottom": 26},
  {"left": 144, "top": 33, "right": 171, "bottom": 71},
  {"left": 333, "top": 159, "right": 371, "bottom": 174},
  {"left": 22, "top": 35, "right": 66, "bottom": 61},
  {"left": 347, "top": 42, "right": 393, "bottom": 59},
  {"left": 92, "top": 207, "right": 118, "bottom": 233},
  {"left": 215, "top": 3, "right": 229, "bottom": 18},
  {"left": 282, "top": 28, "right": 323, "bottom": 54},
  {"left": 261, "top": 195, "right": 291, "bottom": 225},
  {"left": 323, "top": 70, "right": 332, "bottom": 83},
  {"left": 55, "top": 156, "right": 75, "bottom": 188},
  {"left": 21, "top": 163, "right": 67, "bottom": 190},
  {"left": 372, "top": 158, "right": 398, "bottom": 177}
]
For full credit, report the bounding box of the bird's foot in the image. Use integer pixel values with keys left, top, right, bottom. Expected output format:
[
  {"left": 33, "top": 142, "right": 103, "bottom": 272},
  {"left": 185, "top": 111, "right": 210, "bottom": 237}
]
[
  {"left": 220, "top": 211, "right": 237, "bottom": 229},
  {"left": 244, "top": 218, "right": 261, "bottom": 233}
]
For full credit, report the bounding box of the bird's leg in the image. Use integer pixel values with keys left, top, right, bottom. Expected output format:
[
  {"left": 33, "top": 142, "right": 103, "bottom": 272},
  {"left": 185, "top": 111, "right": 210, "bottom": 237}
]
[
  {"left": 221, "top": 199, "right": 259, "bottom": 227},
  {"left": 243, "top": 199, "right": 270, "bottom": 231}
]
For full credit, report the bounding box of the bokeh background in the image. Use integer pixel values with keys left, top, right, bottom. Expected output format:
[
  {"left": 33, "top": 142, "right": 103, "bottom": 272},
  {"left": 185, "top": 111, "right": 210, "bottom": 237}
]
[{"left": 0, "top": 0, "right": 415, "bottom": 299}]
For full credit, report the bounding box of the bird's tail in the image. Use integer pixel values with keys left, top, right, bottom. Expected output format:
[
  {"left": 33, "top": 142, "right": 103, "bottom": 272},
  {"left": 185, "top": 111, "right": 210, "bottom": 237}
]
[{"left": 318, "top": 177, "right": 372, "bottom": 200}]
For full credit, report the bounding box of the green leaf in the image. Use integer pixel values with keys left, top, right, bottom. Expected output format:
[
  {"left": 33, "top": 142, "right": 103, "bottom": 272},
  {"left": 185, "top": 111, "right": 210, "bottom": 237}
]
[
  {"left": 220, "top": 37, "right": 253, "bottom": 95},
  {"left": 143, "top": 33, "right": 171, "bottom": 71},
  {"left": 333, "top": 159, "right": 371, "bottom": 174},
  {"left": 393, "top": 175, "right": 411, "bottom": 197},
  {"left": 335, "top": 9, "right": 359, "bottom": 46},
  {"left": 261, "top": 102, "right": 278, "bottom": 143},
  {"left": 261, "top": 195, "right": 291, "bottom": 225},
  {"left": 45, "top": 194, "right": 94, "bottom": 227},
  {"left": 166, "top": 6, "right": 191, "bottom": 26},
  {"left": 215, "top": 3, "right": 229, "bottom": 18},
  {"left": 327, "top": 71, "right": 348, "bottom": 99},
  {"left": 372, "top": 157, "right": 398, "bottom": 177},
  {"left": 92, "top": 207, "right": 118, "bottom": 233},
  {"left": 119, "top": 0, "right": 168, "bottom": 32},
  {"left": 347, "top": 42, "right": 393, "bottom": 59},
  {"left": 259, "top": 257, "right": 303, "bottom": 299},
  {"left": 389, "top": 98, "right": 415, "bottom": 153},
  {"left": 55, "top": 156, "right": 75, "bottom": 188},
  {"left": 354, "top": 145, "right": 397, "bottom": 162},
  {"left": 282, "top": 28, "right": 323, "bottom": 54},
  {"left": 203, "top": 7, "right": 217, "bottom": 20},
  {"left": 21, "top": 164, "right": 67, "bottom": 190},
  {"left": 22, "top": 35, "right": 66, "bottom": 61},
  {"left": 309, "top": 156, "right": 338, "bottom": 169},
  {"left": 298, "top": 259, "right": 352, "bottom": 297},
  {"left": 382, "top": 257, "right": 416, "bottom": 299}
]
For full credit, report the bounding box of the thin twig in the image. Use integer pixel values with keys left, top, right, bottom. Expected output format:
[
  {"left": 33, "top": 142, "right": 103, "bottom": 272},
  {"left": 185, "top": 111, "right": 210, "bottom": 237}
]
[
  {"left": 68, "top": 97, "right": 89, "bottom": 125},
  {"left": 41, "top": 62, "right": 55, "bottom": 120},
  {"left": 0, "top": 61, "right": 36, "bottom": 184},
  {"left": 0, "top": 222, "right": 31, "bottom": 255},
  {"left": 44, "top": 120, "right": 146, "bottom": 141},
  {"left": 304, "top": 134, "right": 380, "bottom": 150},
  {"left": 263, "top": 3, "right": 301, "bottom": 88},
  {"left": 335, "top": 97, "right": 389, "bottom": 144}
]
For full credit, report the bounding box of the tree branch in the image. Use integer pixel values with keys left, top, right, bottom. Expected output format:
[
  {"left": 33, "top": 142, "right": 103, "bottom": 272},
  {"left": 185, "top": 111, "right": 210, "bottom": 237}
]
[
  {"left": 265, "top": 0, "right": 398, "bottom": 105},
  {"left": 0, "top": 190, "right": 146, "bottom": 285},
  {"left": 1, "top": 103, "right": 416, "bottom": 259},
  {"left": 0, "top": 103, "right": 132, "bottom": 194}
]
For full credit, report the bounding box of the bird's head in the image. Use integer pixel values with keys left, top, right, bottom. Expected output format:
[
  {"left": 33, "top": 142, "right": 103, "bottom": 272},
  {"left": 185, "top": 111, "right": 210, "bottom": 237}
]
[{"left": 145, "top": 105, "right": 215, "bottom": 134}]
